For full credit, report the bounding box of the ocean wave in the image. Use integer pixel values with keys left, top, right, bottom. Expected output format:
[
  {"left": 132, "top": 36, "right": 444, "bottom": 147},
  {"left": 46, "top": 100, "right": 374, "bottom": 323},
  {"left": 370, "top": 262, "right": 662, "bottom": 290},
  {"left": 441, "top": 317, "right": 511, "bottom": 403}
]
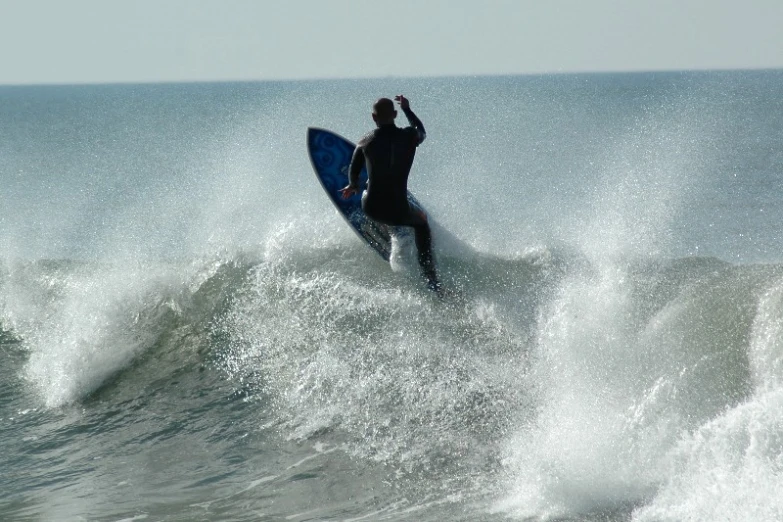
[
  {"left": 4, "top": 244, "right": 783, "bottom": 518},
  {"left": 0, "top": 257, "right": 247, "bottom": 407}
]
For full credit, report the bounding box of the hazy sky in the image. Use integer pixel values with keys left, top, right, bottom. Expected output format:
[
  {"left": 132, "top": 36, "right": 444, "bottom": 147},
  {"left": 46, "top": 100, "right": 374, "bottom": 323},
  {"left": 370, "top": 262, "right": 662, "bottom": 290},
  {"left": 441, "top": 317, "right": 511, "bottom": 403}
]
[{"left": 2, "top": 0, "right": 782, "bottom": 85}]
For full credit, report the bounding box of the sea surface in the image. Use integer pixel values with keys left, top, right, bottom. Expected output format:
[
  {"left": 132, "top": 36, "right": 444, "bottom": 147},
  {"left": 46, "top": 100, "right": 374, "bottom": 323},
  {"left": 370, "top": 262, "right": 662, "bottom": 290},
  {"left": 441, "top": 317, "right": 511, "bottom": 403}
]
[{"left": 2, "top": 71, "right": 783, "bottom": 521}]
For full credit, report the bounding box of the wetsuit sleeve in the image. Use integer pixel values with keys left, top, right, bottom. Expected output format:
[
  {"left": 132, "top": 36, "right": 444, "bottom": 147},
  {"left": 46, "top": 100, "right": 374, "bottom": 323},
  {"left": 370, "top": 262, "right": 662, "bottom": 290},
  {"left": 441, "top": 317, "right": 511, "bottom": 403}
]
[
  {"left": 402, "top": 106, "right": 426, "bottom": 144},
  {"left": 348, "top": 145, "right": 365, "bottom": 189}
]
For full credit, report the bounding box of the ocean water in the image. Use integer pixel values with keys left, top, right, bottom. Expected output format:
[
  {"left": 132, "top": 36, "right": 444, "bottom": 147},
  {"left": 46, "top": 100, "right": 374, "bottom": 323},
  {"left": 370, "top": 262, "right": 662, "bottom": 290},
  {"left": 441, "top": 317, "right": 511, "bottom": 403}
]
[{"left": 2, "top": 70, "right": 783, "bottom": 521}]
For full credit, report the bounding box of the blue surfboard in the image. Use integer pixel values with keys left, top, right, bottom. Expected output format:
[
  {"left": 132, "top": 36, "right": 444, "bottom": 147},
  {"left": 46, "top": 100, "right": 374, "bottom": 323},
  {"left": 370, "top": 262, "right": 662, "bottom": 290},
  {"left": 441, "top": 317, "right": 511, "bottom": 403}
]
[{"left": 307, "top": 127, "right": 424, "bottom": 262}]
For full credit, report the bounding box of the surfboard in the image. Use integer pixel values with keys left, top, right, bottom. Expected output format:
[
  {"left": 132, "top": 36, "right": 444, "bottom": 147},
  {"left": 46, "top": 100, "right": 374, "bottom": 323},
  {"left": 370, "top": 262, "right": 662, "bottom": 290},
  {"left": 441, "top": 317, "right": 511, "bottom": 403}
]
[{"left": 307, "top": 127, "right": 424, "bottom": 262}]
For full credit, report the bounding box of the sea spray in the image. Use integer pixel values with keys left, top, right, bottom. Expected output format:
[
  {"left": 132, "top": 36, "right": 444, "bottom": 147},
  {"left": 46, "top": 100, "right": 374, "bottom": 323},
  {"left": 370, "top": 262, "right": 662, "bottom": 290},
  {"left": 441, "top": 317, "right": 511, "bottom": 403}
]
[{"left": 3, "top": 260, "right": 220, "bottom": 407}]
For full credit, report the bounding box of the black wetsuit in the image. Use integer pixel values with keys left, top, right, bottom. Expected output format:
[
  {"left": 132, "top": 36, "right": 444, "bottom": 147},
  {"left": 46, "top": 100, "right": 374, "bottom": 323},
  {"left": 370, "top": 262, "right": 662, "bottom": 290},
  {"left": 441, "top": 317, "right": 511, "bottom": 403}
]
[{"left": 348, "top": 107, "right": 439, "bottom": 290}]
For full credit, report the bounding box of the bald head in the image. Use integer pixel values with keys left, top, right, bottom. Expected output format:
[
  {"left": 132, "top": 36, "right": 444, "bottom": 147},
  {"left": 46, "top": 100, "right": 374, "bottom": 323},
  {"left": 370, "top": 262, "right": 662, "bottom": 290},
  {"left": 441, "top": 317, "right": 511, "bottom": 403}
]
[{"left": 372, "top": 97, "right": 397, "bottom": 125}]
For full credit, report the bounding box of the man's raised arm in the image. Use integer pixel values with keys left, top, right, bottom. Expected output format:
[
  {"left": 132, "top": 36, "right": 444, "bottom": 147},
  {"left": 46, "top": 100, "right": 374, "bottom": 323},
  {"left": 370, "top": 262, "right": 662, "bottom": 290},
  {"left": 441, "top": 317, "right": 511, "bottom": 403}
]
[{"left": 395, "top": 95, "right": 426, "bottom": 144}]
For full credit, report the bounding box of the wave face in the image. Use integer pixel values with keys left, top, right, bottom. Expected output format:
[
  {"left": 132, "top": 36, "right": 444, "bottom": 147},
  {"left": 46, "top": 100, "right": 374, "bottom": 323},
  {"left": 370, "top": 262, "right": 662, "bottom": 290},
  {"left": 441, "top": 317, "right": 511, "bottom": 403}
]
[{"left": 2, "top": 71, "right": 783, "bottom": 521}]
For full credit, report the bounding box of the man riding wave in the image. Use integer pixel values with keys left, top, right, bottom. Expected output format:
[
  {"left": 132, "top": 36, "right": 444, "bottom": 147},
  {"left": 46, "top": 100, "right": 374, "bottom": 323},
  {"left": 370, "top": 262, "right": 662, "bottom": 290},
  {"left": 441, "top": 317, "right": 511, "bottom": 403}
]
[{"left": 340, "top": 95, "right": 441, "bottom": 294}]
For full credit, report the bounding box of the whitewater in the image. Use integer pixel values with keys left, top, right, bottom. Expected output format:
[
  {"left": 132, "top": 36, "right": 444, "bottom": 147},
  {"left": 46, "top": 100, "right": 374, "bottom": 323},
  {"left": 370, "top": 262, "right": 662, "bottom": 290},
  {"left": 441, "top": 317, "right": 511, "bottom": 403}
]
[{"left": 2, "top": 71, "right": 783, "bottom": 521}]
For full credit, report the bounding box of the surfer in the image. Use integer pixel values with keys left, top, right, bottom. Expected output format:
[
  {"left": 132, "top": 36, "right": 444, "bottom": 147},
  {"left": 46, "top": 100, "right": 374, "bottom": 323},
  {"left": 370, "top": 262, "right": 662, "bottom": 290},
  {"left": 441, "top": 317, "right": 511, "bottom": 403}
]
[{"left": 340, "top": 95, "right": 441, "bottom": 295}]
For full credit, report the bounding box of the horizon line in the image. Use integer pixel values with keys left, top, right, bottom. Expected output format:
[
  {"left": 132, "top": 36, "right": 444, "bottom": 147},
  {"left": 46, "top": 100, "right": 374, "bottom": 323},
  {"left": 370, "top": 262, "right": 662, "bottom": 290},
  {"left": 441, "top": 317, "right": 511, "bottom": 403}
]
[{"left": 1, "top": 66, "right": 781, "bottom": 88}]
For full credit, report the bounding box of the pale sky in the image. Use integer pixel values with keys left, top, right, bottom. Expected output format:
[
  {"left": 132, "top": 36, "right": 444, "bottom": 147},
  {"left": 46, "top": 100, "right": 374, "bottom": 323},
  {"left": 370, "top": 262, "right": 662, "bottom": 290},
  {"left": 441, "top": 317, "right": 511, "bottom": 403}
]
[{"left": 1, "top": 0, "right": 782, "bottom": 85}]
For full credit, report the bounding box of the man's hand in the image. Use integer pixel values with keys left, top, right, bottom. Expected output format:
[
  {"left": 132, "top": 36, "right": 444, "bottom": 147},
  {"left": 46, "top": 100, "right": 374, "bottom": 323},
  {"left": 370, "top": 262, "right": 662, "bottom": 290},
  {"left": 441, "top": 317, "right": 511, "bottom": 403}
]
[
  {"left": 340, "top": 185, "right": 358, "bottom": 199},
  {"left": 394, "top": 95, "right": 410, "bottom": 110}
]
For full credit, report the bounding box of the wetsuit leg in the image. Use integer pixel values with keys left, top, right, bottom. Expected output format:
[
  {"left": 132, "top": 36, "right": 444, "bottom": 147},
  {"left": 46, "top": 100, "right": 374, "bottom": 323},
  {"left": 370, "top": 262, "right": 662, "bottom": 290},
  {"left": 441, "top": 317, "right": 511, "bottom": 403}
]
[
  {"left": 410, "top": 222, "right": 439, "bottom": 291},
  {"left": 399, "top": 210, "right": 440, "bottom": 292}
]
